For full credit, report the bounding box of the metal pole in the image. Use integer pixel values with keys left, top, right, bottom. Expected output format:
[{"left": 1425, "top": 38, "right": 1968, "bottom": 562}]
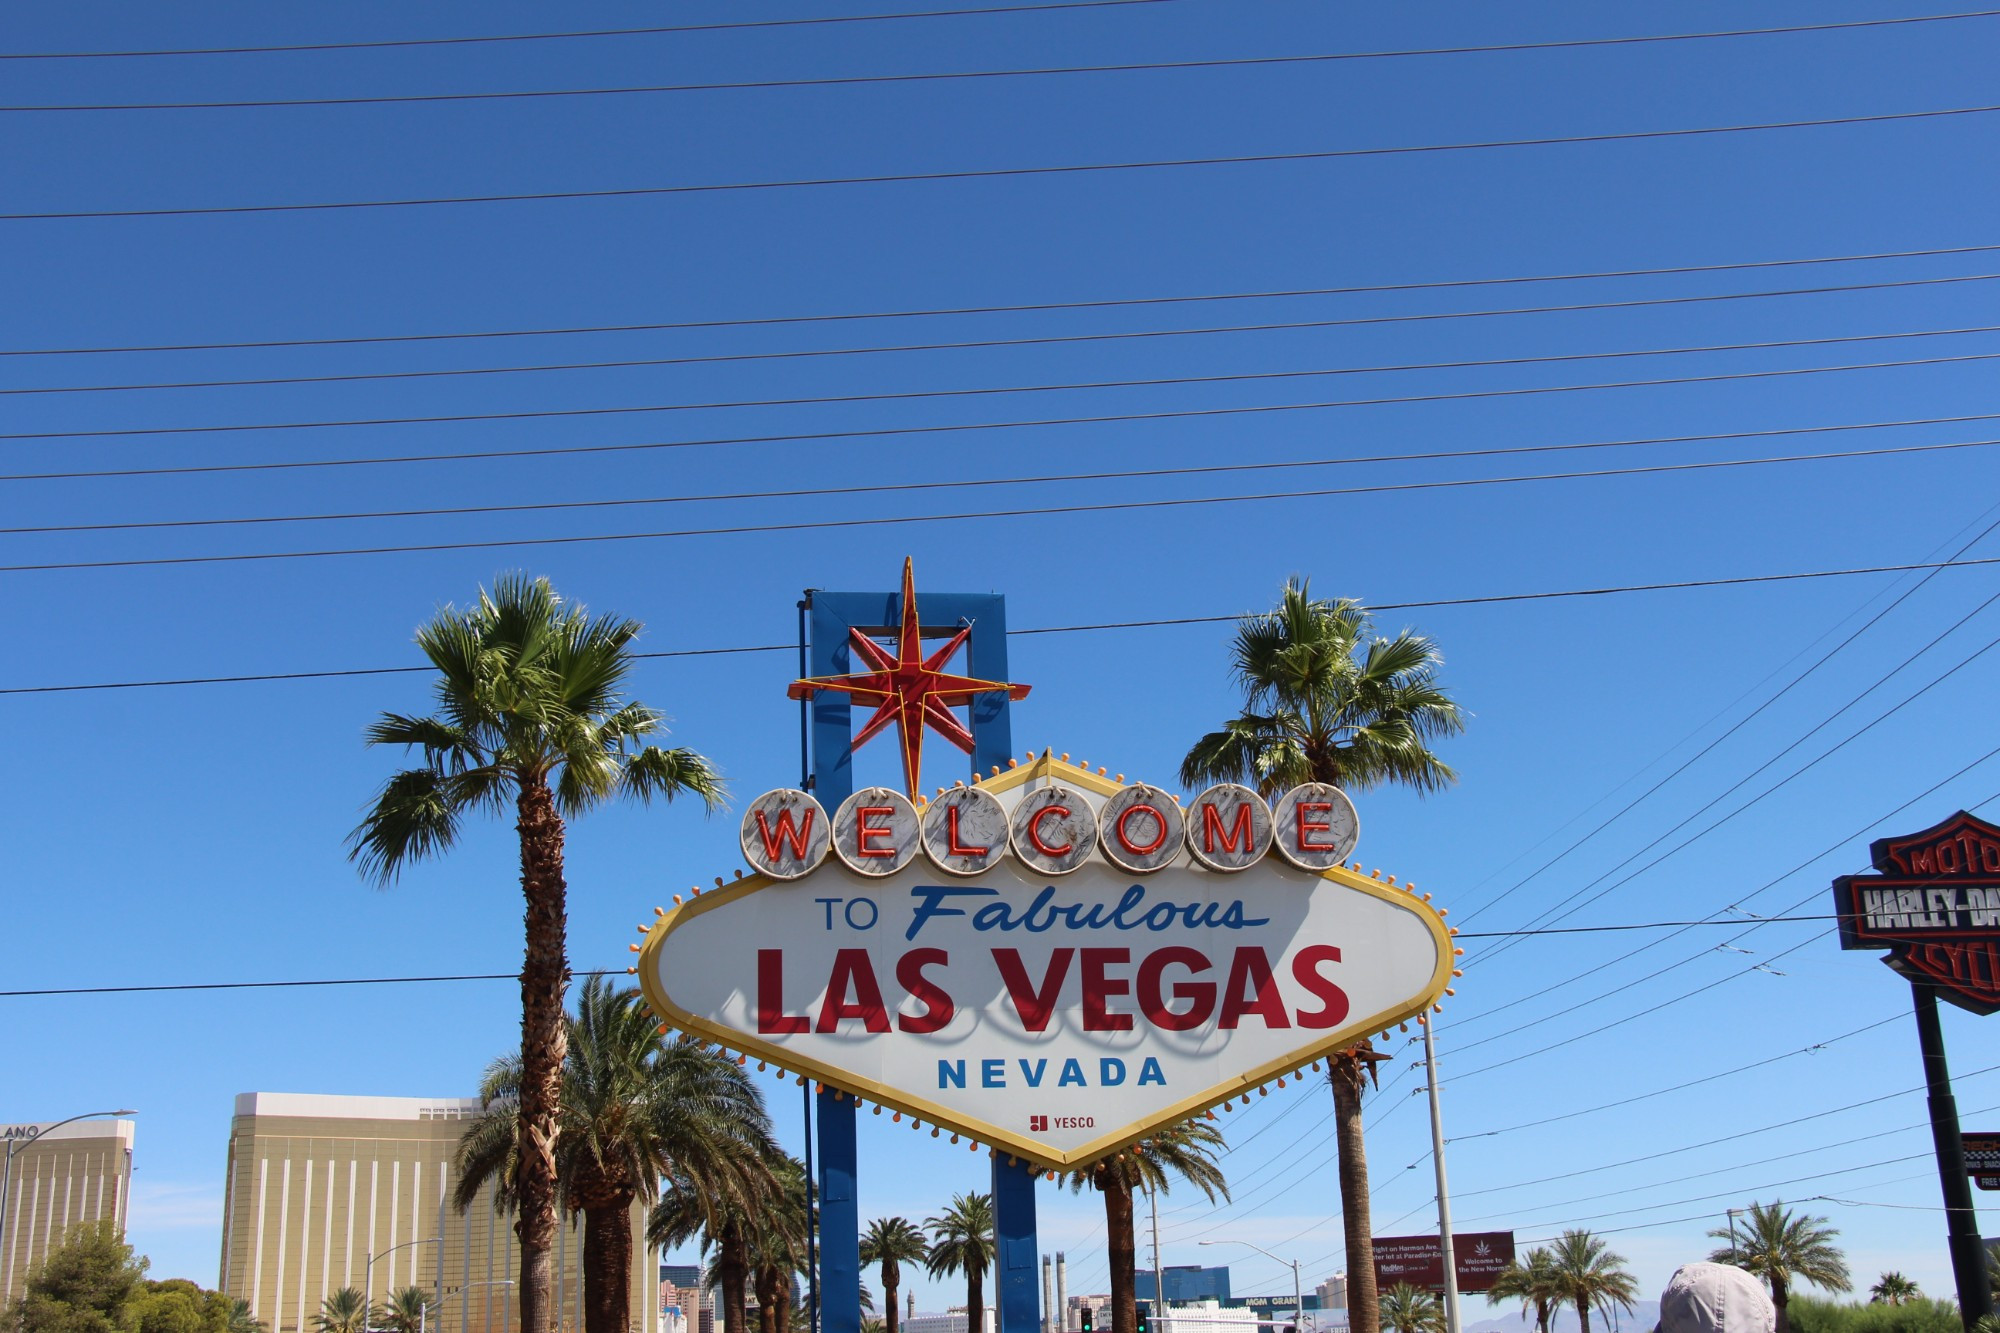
[
  {"left": 798, "top": 593, "right": 820, "bottom": 1333},
  {"left": 1912, "top": 982, "right": 1993, "bottom": 1328},
  {"left": 1291, "top": 1260, "right": 1303, "bottom": 1333},
  {"left": 1422, "top": 1020, "right": 1461, "bottom": 1333},
  {"left": 1057, "top": 1253, "right": 1068, "bottom": 1333},
  {"left": 1149, "top": 1183, "right": 1164, "bottom": 1327}
]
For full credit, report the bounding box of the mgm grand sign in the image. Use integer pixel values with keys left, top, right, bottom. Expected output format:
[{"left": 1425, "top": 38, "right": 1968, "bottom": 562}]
[{"left": 1832, "top": 810, "right": 2000, "bottom": 1014}]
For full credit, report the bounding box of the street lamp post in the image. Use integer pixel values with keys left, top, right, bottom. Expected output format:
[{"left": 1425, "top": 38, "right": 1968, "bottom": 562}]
[
  {"left": 0, "top": 1109, "right": 136, "bottom": 1296},
  {"left": 365, "top": 1234, "right": 443, "bottom": 1311},
  {"left": 1199, "top": 1240, "right": 1302, "bottom": 1333}
]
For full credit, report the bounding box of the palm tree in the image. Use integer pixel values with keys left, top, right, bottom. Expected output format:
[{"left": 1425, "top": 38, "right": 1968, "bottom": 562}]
[
  {"left": 747, "top": 1158, "right": 812, "bottom": 1333},
  {"left": 457, "top": 978, "right": 775, "bottom": 1333},
  {"left": 380, "top": 1287, "right": 429, "bottom": 1333},
  {"left": 227, "top": 1299, "right": 267, "bottom": 1333},
  {"left": 1547, "top": 1231, "right": 1637, "bottom": 1333},
  {"left": 1067, "top": 1122, "right": 1230, "bottom": 1333},
  {"left": 925, "top": 1193, "right": 996, "bottom": 1333},
  {"left": 351, "top": 575, "right": 724, "bottom": 1333},
  {"left": 1487, "top": 1248, "right": 1561, "bottom": 1333},
  {"left": 311, "top": 1289, "right": 373, "bottom": 1333},
  {"left": 1181, "top": 580, "right": 1464, "bottom": 1333},
  {"left": 1708, "top": 1201, "right": 1851, "bottom": 1333},
  {"left": 862, "top": 1217, "right": 929, "bottom": 1333},
  {"left": 1380, "top": 1285, "right": 1446, "bottom": 1333},
  {"left": 1870, "top": 1273, "right": 1919, "bottom": 1305}
]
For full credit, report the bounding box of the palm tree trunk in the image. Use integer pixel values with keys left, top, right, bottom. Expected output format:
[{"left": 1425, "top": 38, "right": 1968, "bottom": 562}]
[
  {"left": 968, "top": 1262, "right": 986, "bottom": 1333},
  {"left": 1331, "top": 1051, "right": 1379, "bottom": 1333},
  {"left": 1771, "top": 1276, "right": 1789, "bottom": 1333},
  {"left": 775, "top": 1279, "right": 793, "bottom": 1333},
  {"left": 884, "top": 1263, "right": 900, "bottom": 1333},
  {"left": 583, "top": 1203, "right": 633, "bottom": 1333},
  {"left": 1104, "top": 1181, "right": 1137, "bottom": 1333},
  {"left": 1576, "top": 1302, "right": 1590, "bottom": 1333},
  {"left": 719, "top": 1223, "right": 751, "bottom": 1333},
  {"left": 515, "top": 776, "right": 571, "bottom": 1333},
  {"left": 755, "top": 1266, "right": 781, "bottom": 1333}
]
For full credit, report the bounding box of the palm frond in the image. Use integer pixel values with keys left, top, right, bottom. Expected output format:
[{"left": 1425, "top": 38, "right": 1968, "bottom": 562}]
[{"left": 347, "top": 767, "right": 463, "bottom": 886}]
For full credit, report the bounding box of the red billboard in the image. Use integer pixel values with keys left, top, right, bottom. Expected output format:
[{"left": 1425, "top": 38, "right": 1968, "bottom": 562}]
[{"left": 1373, "top": 1233, "right": 1516, "bottom": 1293}]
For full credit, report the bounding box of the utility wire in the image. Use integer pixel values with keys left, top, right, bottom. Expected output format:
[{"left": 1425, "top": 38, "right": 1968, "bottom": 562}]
[
  {"left": 13, "top": 337, "right": 2000, "bottom": 444},
  {"left": 17, "top": 272, "right": 1999, "bottom": 398},
  {"left": 6, "top": 434, "right": 1988, "bottom": 540},
  {"left": 12, "top": 242, "right": 1998, "bottom": 359},
  {"left": 7, "top": 103, "right": 1998, "bottom": 220},
  {"left": 2, "top": 440, "right": 1987, "bottom": 574},
  {"left": 9, "top": 556, "right": 2000, "bottom": 695},
  {"left": 0, "top": 2, "right": 1181, "bottom": 60},
  {"left": 6, "top": 6, "right": 1985, "bottom": 63}
]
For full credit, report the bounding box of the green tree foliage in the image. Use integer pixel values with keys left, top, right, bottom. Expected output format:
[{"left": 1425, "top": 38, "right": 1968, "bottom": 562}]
[
  {"left": 378, "top": 1288, "right": 429, "bottom": 1333},
  {"left": 1066, "top": 1121, "right": 1229, "bottom": 1333},
  {"left": 924, "top": 1194, "right": 996, "bottom": 1333},
  {"left": 1180, "top": 579, "right": 1463, "bottom": 1333},
  {"left": 1869, "top": 1275, "right": 1919, "bottom": 1307},
  {"left": 1786, "top": 1296, "right": 1961, "bottom": 1333},
  {"left": 351, "top": 575, "right": 723, "bottom": 1333},
  {"left": 1380, "top": 1285, "right": 1446, "bottom": 1333},
  {"left": 860, "top": 1218, "right": 928, "bottom": 1333},
  {"left": 8, "top": 1221, "right": 149, "bottom": 1333},
  {"left": 1546, "top": 1230, "right": 1637, "bottom": 1333},
  {"left": 308, "top": 1290, "right": 371, "bottom": 1333},
  {"left": 1486, "top": 1248, "right": 1562, "bottom": 1333},
  {"left": 1710, "top": 1201, "right": 1852, "bottom": 1333}
]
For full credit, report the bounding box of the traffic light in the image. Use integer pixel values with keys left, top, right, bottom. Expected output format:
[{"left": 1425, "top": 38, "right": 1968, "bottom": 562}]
[
  {"left": 1080, "top": 1308, "right": 1094, "bottom": 1333},
  {"left": 1136, "top": 1306, "right": 1150, "bottom": 1333}
]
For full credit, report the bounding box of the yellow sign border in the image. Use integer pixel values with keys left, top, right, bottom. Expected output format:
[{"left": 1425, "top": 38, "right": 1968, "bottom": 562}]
[{"left": 635, "top": 753, "right": 1453, "bottom": 1170}]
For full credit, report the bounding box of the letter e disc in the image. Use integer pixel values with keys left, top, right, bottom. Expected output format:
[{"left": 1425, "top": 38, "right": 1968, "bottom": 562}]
[
  {"left": 1184, "top": 784, "right": 1273, "bottom": 871},
  {"left": 833, "top": 787, "right": 922, "bottom": 876},
  {"left": 922, "top": 786, "right": 1008, "bottom": 876},
  {"left": 1098, "top": 784, "right": 1184, "bottom": 874},
  {"left": 1272, "top": 783, "right": 1359, "bottom": 870},
  {"left": 739, "top": 788, "right": 831, "bottom": 879},
  {"left": 1010, "top": 786, "right": 1097, "bottom": 876}
]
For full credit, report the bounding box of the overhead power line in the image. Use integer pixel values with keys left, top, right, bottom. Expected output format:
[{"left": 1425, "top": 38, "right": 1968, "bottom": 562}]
[
  {"left": 16, "top": 272, "right": 1999, "bottom": 398},
  {"left": 11, "top": 241, "right": 1998, "bottom": 359},
  {"left": 7, "top": 435, "right": 1989, "bottom": 539},
  {"left": 3, "top": 439, "right": 1989, "bottom": 574},
  {"left": 8, "top": 556, "right": 2000, "bottom": 695},
  {"left": 7, "top": 7, "right": 1988, "bottom": 63},
  {"left": 12, "top": 333, "right": 2000, "bottom": 444},
  {"left": 7, "top": 103, "right": 1997, "bottom": 221}
]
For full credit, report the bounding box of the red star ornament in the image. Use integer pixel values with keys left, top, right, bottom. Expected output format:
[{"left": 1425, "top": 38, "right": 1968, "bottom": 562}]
[{"left": 788, "top": 558, "right": 1031, "bottom": 797}]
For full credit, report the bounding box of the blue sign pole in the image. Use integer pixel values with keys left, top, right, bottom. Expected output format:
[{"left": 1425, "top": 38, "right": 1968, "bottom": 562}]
[{"left": 806, "top": 582, "right": 1025, "bottom": 1333}]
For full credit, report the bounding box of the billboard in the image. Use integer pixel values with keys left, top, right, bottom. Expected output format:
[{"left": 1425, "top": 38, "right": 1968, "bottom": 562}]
[
  {"left": 1372, "top": 1233, "right": 1516, "bottom": 1293},
  {"left": 1831, "top": 810, "right": 2000, "bottom": 1014},
  {"left": 636, "top": 754, "right": 1454, "bottom": 1169}
]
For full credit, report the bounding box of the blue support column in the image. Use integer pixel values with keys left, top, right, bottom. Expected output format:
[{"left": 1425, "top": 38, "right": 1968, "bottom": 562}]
[
  {"left": 992, "top": 1157, "right": 1040, "bottom": 1333},
  {"left": 817, "top": 1091, "right": 862, "bottom": 1333}
]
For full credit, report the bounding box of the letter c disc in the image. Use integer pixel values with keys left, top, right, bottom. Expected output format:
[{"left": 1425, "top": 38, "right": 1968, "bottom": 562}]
[{"left": 1010, "top": 786, "right": 1097, "bottom": 876}]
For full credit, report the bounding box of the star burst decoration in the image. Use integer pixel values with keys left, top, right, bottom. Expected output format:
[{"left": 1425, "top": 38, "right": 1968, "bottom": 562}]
[{"left": 788, "top": 558, "right": 1031, "bottom": 796}]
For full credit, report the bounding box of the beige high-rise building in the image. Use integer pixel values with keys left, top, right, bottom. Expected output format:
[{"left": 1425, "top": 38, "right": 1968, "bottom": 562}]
[
  {"left": 219, "top": 1094, "right": 654, "bottom": 1333},
  {"left": 1, "top": 1118, "right": 136, "bottom": 1305}
]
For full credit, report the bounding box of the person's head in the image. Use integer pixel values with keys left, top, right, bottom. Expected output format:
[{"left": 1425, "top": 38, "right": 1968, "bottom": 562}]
[{"left": 1657, "top": 1263, "right": 1775, "bottom": 1333}]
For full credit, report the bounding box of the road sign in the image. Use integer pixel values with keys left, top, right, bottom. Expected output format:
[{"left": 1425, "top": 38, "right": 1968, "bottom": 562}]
[
  {"left": 1372, "top": 1233, "right": 1516, "bottom": 1294},
  {"left": 637, "top": 752, "right": 1455, "bottom": 1170}
]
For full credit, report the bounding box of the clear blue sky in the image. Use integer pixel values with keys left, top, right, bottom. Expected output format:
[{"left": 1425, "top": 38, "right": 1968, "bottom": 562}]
[{"left": 4, "top": 0, "right": 1999, "bottom": 1310}]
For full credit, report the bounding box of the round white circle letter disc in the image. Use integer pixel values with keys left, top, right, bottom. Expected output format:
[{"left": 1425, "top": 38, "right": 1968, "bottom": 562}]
[
  {"left": 1009, "top": 786, "right": 1098, "bottom": 876},
  {"left": 1183, "top": 784, "right": 1274, "bottom": 871},
  {"left": 922, "top": 786, "right": 1009, "bottom": 876},
  {"left": 739, "top": 788, "right": 832, "bottom": 879},
  {"left": 1272, "top": 783, "right": 1360, "bottom": 870},
  {"left": 1098, "top": 784, "right": 1184, "bottom": 874},
  {"left": 833, "top": 788, "right": 923, "bottom": 876}
]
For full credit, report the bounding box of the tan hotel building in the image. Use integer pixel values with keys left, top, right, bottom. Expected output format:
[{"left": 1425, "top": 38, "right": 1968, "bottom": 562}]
[
  {"left": 220, "top": 1094, "right": 655, "bottom": 1333},
  {"left": 1, "top": 1118, "right": 136, "bottom": 1305}
]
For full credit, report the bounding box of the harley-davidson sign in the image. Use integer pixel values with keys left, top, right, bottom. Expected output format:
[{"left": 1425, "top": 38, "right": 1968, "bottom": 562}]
[
  {"left": 636, "top": 753, "right": 1454, "bottom": 1169},
  {"left": 1831, "top": 810, "right": 2000, "bottom": 1015}
]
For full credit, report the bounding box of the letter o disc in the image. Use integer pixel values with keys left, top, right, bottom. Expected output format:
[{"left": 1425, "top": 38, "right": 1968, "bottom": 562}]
[
  {"left": 921, "top": 786, "right": 1009, "bottom": 876},
  {"left": 833, "top": 787, "right": 922, "bottom": 876},
  {"left": 1098, "top": 784, "right": 1184, "bottom": 874},
  {"left": 739, "top": 788, "right": 831, "bottom": 879},
  {"left": 1183, "top": 784, "right": 1273, "bottom": 871},
  {"left": 1272, "top": 783, "right": 1360, "bottom": 870},
  {"left": 1009, "top": 786, "right": 1097, "bottom": 876}
]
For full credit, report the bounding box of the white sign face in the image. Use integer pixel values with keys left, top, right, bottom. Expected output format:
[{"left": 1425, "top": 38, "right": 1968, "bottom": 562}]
[{"left": 640, "top": 824, "right": 1448, "bottom": 1168}]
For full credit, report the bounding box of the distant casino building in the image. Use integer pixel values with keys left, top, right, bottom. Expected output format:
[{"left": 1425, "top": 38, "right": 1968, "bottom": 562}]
[
  {"left": 219, "top": 1094, "right": 655, "bottom": 1333},
  {"left": 1, "top": 1118, "right": 136, "bottom": 1305},
  {"left": 1138, "top": 1266, "right": 1232, "bottom": 1305}
]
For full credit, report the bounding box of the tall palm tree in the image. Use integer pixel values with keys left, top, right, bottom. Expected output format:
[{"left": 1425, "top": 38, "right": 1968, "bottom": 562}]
[
  {"left": 311, "top": 1289, "right": 373, "bottom": 1333},
  {"left": 1547, "top": 1231, "right": 1636, "bottom": 1333},
  {"left": 1486, "top": 1248, "right": 1561, "bottom": 1333},
  {"left": 925, "top": 1193, "right": 996, "bottom": 1333},
  {"left": 1181, "top": 580, "right": 1464, "bottom": 1333},
  {"left": 351, "top": 575, "right": 724, "bottom": 1333},
  {"left": 1708, "top": 1202, "right": 1851, "bottom": 1333},
  {"left": 227, "top": 1299, "right": 267, "bottom": 1333},
  {"left": 456, "top": 978, "right": 774, "bottom": 1333},
  {"left": 862, "top": 1217, "right": 929, "bottom": 1333},
  {"left": 653, "top": 1169, "right": 767, "bottom": 1333},
  {"left": 380, "top": 1287, "right": 429, "bottom": 1333},
  {"left": 747, "top": 1158, "right": 812, "bottom": 1333},
  {"left": 1067, "top": 1122, "right": 1229, "bottom": 1333},
  {"left": 1870, "top": 1273, "right": 1919, "bottom": 1305},
  {"left": 1380, "top": 1285, "right": 1446, "bottom": 1333}
]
